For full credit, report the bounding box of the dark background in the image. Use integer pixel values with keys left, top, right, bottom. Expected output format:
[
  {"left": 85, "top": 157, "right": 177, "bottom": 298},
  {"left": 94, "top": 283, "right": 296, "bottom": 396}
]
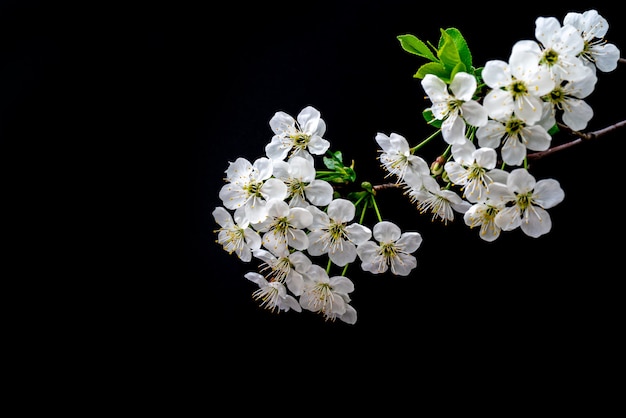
[{"left": 2, "top": 1, "right": 624, "bottom": 383}]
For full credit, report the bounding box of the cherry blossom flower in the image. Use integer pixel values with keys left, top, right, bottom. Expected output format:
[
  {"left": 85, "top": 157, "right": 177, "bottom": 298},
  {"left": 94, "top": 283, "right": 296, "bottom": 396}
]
[
  {"left": 356, "top": 221, "right": 422, "bottom": 276},
  {"left": 482, "top": 51, "right": 554, "bottom": 125},
  {"left": 218, "top": 157, "right": 288, "bottom": 224},
  {"left": 444, "top": 141, "right": 509, "bottom": 203},
  {"left": 212, "top": 206, "right": 261, "bottom": 262},
  {"left": 375, "top": 132, "right": 430, "bottom": 186},
  {"left": 299, "top": 264, "right": 357, "bottom": 324},
  {"left": 271, "top": 156, "right": 333, "bottom": 208},
  {"left": 265, "top": 106, "right": 330, "bottom": 163},
  {"left": 406, "top": 176, "right": 471, "bottom": 224},
  {"left": 564, "top": 9, "right": 621, "bottom": 73},
  {"left": 306, "top": 198, "right": 372, "bottom": 267},
  {"left": 542, "top": 72, "right": 597, "bottom": 131},
  {"left": 421, "top": 72, "right": 488, "bottom": 145},
  {"left": 511, "top": 17, "right": 592, "bottom": 83},
  {"left": 493, "top": 168, "right": 565, "bottom": 238},
  {"left": 476, "top": 113, "right": 551, "bottom": 167},
  {"left": 244, "top": 272, "right": 302, "bottom": 313},
  {"left": 252, "top": 248, "right": 312, "bottom": 297},
  {"left": 252, "top": 199, "right": 313, "bottom": 255},
  {"left": 462, "top": 181, "right": 510, "bottom": 242}
]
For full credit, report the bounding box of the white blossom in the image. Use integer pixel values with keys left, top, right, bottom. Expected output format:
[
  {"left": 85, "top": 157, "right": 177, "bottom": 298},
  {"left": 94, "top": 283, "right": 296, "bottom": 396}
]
[
  {"left": 542, "top": 72, "right": 597, "bottom": 131},
  {"left": 212, "top": 206, "right": 261, "bottom": 262},
  {"left": 252, "top": 248, "right": 312, "bottom": 296},
  {"left": 444, "top": 141, "right": 508, "bottom": 203},
  {"left": 272, "top": 156, "right": 333, "bottom": 208},
  {"left": 218, "top": 157, "right": 288, "bottom": 224},
  {"left": 252, "top": 199, "right": 313, "bottom": 254},
  {"left": 299, "top": 264, "right": 357, "bottom": 324},
  {"left": 306, "top": 199, "right": 372, "bottom": 267},
  {"left": 493, "top": 168, "right": 565, "bottom": 238},
  {"left": 375, "top": 132, "right": 430, "bottom": 186},
  {"left": 513, "top": 17, "right": 593, "bottom": 83},
  {"left": 482, "top": 51, "right": 555, "bottom": 125},
  {"left": 564, "top": 9, "right": 621, "bottom": 72},
  {"left": 266, "top": 106, "right": 330, "bottom": 163},
  {"left": 463, "top": 181, "right": 510, "bottom": 242},
  {"left": 476, "top": 114, "right": 551, "bottom": 167},
  {"left": 245, "top": 272, "right": 302, "bottom": 313},
  {"left": 357, "top": 221, "right": 422, "bottom": 276},
  {"left": 407, "top": 176, "right": 471, "bottom": 224},
  {"left": 421, "top": 72, "right": 488, "bottom": 145}
]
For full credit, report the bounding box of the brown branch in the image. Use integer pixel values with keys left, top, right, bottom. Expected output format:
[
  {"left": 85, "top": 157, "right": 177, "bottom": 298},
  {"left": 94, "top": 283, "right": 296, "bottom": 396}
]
[
  {"left": 372, "top": 182, "right": 403, "bottom": 192},
  {"left": 527, "top": 119, "right": 626, "bottom": 161}
]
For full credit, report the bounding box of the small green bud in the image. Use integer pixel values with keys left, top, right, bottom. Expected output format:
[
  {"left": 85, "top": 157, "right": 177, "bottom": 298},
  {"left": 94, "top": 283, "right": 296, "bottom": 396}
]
[{"left": 430, "top": 156, "right": 445, "bottom": 176}]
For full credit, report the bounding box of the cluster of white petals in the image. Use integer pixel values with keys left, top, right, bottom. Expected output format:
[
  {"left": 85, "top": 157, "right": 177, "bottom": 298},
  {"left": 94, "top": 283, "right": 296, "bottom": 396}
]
[
  {"left": 214, "top": 9, "right": 621, "bottom": 323},
  {"left": 377, "top": 9, "right": 617, "bottom": 241},
  {"left": 215, "top": 107, "right": 424, "bottom": 324}
]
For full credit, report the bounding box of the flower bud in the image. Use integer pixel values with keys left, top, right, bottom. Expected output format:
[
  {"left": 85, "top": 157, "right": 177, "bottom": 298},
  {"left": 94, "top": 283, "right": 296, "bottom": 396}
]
[{"left": 430, "top": 156, "right": 446, "bottom": 176}]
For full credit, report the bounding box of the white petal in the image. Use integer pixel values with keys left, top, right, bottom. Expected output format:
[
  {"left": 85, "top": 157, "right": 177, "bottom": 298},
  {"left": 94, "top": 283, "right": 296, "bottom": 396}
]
[
  {"left": 304, "top": 180, "right": 334, "bottom": 206},
  {"left": 212, "top": 206, "right": 234, "bottom": 228},
  {"left": 520, "top": 206, "right": 552, "bottom": 238},
  {"left": 327, "top": 199, "right": 355, "bottom": 223},
  {"left": 373, "top": 221, "right": 401, "bottom": 242},
  {"left": 396, "top": 232, "right": 422, "bottom": 253},
  {"left": 329, "top": 242, "right": 357, "bottom": 266},
  {"left": 346, "top": 223, "right": 372, "bottom": 245}
]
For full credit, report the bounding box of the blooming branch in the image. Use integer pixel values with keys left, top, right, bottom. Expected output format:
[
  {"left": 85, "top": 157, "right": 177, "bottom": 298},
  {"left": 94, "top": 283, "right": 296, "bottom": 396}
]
[{"left": 212, "top": 8, "right": 622, "bottom": 324}]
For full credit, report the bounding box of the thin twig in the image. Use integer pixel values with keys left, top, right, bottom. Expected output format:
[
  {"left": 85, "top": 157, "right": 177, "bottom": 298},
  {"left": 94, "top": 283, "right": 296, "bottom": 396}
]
[
  {"left": 527, "top": 119, "right": 626, "bottom": 161},
  {"left": 373, "top": 182, "right": 403, "bottom": 192}
]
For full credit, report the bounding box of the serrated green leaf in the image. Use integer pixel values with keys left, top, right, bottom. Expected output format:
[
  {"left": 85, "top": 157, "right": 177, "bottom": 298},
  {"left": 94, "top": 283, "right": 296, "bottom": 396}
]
[
  {"left": 415, "top": 62, "right": 449, "bottom": 81},
  {"left": 397, "top": 34, "right": 438, "bottom": 62},
  {"left": 437, "top": 29, "right": 462, "bottom": 73},
  {"left": 444, "top": 27, "right": 472, "bottom": 70}
]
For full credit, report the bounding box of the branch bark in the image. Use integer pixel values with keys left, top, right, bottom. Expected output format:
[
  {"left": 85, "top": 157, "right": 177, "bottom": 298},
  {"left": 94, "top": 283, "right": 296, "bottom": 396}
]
[{"left": 527, "top": 119, "right": 626, "bottom": 161}]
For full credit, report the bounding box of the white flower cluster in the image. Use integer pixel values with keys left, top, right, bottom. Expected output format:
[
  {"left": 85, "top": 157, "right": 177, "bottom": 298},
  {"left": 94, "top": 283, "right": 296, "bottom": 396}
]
[
  {"left": 380, "top": 9, "right": 618, "bottom": 241},
  {"left": 212, "top": 9, "right": 621, "bottom": 323},
  {"left": 214, "top": 107, "right": 423, "bottom": 324}
]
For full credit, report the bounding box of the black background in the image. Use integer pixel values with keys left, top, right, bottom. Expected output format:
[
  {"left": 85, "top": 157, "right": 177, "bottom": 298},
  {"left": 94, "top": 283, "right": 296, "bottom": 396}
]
[{"left": 2, "top": 0, "right": 624, "bottom": 390}]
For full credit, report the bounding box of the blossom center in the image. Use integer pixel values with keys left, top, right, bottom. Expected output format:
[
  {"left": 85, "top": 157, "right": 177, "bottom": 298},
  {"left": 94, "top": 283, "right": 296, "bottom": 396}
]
[
  {"left": 505, "top": 117, "right": 525, "bottom": 136},
  {"left": 290, "top": 133, "right": 311, "bottom": 150},
  {"left": 508, "top": 80, "right": 528, "bottom": 99},
  {"left": 540, "top": 48, "right": 559, "bottom": 67}
]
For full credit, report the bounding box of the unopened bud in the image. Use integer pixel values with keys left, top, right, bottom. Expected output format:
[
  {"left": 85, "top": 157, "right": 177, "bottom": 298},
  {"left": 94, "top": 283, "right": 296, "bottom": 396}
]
[
  {"left": 361, "top": 181, "right": 374, "bottom": 193},
  {"left": 430, "top": 156, "right": 446, "bottom": 176}
]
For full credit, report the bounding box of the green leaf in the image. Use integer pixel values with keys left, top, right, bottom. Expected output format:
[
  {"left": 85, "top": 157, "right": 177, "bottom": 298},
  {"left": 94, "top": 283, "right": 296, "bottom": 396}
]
[
  {"left": 437, "top": 29, "right": 462, "bottom": 73},
  {"left": 422, "top": 109, "right": 442, "bottom": 128},
  {"left": 323, "top": 150, "right": 344, "bottom": 170},
  {"left": 415, "top": 62, "right": 449, "bottom": 81},
  {"left": 444, "top": 27, "right": 472, "bottom": 70},
  {"left": 397, "top": 34, "right": 438, "bottom": 62},
  {"left": 449, "top": 62, "right": 468, "bottom": 82},
  {"left": 319, "top": 150, "right": 356, "bottom": 184}
]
